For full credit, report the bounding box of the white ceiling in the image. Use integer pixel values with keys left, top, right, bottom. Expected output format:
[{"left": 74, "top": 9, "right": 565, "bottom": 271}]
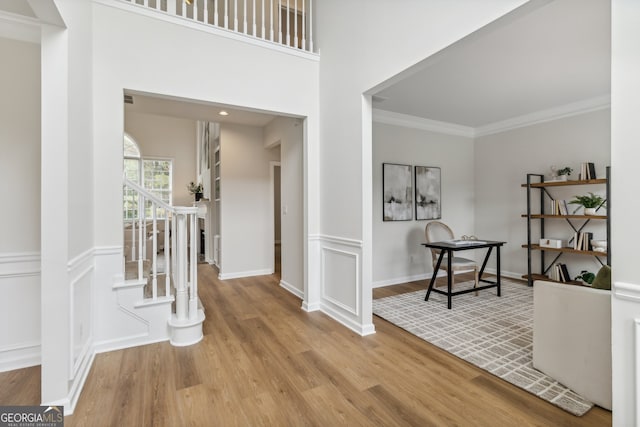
[
  {"left": 372, "top": 0, "right": 611, "bottom": 129},
  {"left": 124, "top": 92, "right": 279, "bottom": 127}
]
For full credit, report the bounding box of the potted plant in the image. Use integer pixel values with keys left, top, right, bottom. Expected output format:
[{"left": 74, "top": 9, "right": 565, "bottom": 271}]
[
  {"left": 549, "top": 165, "right": 573, "bottom": 181},
  {"left": 557, "top": 166, "right": 572, "bottom": 180},
  {"left": 187, "top": 181, "right": 203, "bottom": 201},
  {"left": 568, "top": 192, "right": 606, "bottom": 215},
  {"left": 575, "top": 270, "right": 595, "bottom": 285}
]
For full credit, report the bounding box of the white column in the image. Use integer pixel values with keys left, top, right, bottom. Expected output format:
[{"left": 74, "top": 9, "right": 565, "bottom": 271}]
[
  {"left": 224, "top": 0, "right": 228, "bottom": 28},
  {"left": 234, "top": 0, "right": 238, "bottom": 31},
  {"left": 308, "top": 0, "right": 313, "bottom": 51},
  {"left": 278, "top": 0, "right": 281, "bottom": 43},
  {"left": 151, "top": 206, "right": 158, "bottom": 299},
  {"left": 214, "top": 0, "right": 219, "bottom": 26},
  {"left": 293, "top": 0, "right": 297, "bottom": 48},
  {"left": 40, "top": 23, "right": 71, "bottom": 406},
  {"left": 189, "top": 213, "right": 198, "bottom": 320},
  {"left": 164, "top": 216, "right": 171, "bottom": 298},
  {"left": 269, "top": 0, "right": 273, "bottom": 41},
  {"left": 243, "top": 0, "right": 247, "bottom": 33},
  {"left": 301, "top": 0, "right": 305, "bottom": 50},
  {"left": 175, "top": 213, "right": 188, "bottom": 320},
  {"left": 286, "top": 0, "right": 290, "bottom": 46}
]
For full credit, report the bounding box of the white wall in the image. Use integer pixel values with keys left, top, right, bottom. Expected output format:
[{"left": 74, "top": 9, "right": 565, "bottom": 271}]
[
  {"left": 91, "top": 0, "right": 319, "bottom": 350},
  {"left": 0, "top": 37, "right": 41, "bottom": 253},
  {"left": 0, "top": 37, "right": 41, "bottom": 371},
  {"left": 315, "top": 0, "right": 528, "bottom": 334},
  {"left": 264, "top": 117, "right": 304, "bottom": 297},
  {"left": 372, "top": 121, "right": 475, "bottom": 287},
  {"left": 611, "top": 1, "right": 640, "bottom": 424},
  {"left": 125, "top": 111, "right": 197, "bottom": 206},
  {"left": 475, "top": 109, "right": 611, "bottom": 279},
  {"left": 219, "top": 123, "right": 281, "bottom": 278}
]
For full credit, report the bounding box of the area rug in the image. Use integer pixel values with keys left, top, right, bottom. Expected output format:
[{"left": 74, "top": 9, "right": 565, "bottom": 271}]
[{"left": 372, "top": 279, "right": 593, "bottom": 416}]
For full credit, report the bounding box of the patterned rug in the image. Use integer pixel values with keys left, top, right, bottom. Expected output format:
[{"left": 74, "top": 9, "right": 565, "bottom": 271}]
[{"left": 372, "top": 279, "right": 593, "bottom": 416}]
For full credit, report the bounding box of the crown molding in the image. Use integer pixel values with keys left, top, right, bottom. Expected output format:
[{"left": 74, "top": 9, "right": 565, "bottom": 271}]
[
  {"left": 475, "top": 95, "right": 611, "bottom": 137},
  {"left": 373, "top": 95, "right": 611, "bottom": 139},
  {"left": 373, "top": 109, "right": 475, "bottom": 138},
  {"left": 0, "top": 10, "right": 41, "bottom": 44}
]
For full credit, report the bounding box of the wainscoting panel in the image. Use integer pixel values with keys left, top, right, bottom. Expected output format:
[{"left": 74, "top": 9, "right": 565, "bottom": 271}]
[
  {"left": 0, "top": 252, "right": 41, "bottom": 371},
  {"left": 68, "top": 248, "right": 94, "bottom": 380},
  {"left": 313, "top": 235, "right": 374, "bottom": 335},
  {"left": 321, "top": 247, "right": 359, "bottom": 316}
]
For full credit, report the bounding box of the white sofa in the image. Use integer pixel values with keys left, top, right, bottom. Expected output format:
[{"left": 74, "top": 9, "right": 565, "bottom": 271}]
[{"left": 532, "top": 280, "right": 612, "bottom": 410}]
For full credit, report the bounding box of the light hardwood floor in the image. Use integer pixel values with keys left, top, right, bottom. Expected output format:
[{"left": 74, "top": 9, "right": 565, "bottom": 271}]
[{"left": 0, "top": 269, "right": 611, "bottom": 426}]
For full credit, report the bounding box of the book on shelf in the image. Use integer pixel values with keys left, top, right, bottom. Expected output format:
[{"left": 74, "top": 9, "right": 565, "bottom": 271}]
[
  {"left": 549, "top": 199, "right": 569, "bottom": 215},
  {"left": 580, "top": 162, "right": 597, "bottom": 180},
  {"left": 573, "top": 231, "right": 594, "bottom": 251},
  {"left": 550, "top": 263, "right": 571, "bottom": 283}
]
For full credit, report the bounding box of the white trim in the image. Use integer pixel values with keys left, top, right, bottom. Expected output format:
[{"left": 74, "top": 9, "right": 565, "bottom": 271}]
[
  {"left": 475, "top": 95, "right": 611, "bottom": 137},
  {"left": 373, "top": 95, "right": 611, "bottom": 139},
  {"left": 95, "top": 0, "right": 319, "bottom": 60},
  {"left": 309, "top": 234, "right": 363, "bottom": 248},
  {"left": 301, "top": 301, "right": 320, "bottom": 312},
  {"left": 373, "top": 109, "right": 475, "bottom": 137},
  {"left": 320, "top": 302, "right": 375, "bottom": 336},
  {"left": 218, "top": 268, "right": 274, "bottom": 280},
  {"left": 67, "top": 248, "right": 94, "bottom": 270},
  {"left": 94, "top": 246, "right": 122, "bottom": 256},
  {"left": 321, "top": 247, "right": 359, "bottom": 316},
  {"left": 0, "top": 342, "right": 41, "bottom": 372},
  {"left": 280, "top": 279, "right": 303, "bottom": 299},
  {"left": 0, "top": 252, "right": 41, "bottom": 278},
  {"left": 93, "top": 334, "right": 169, "bottom": 354},
  {"left": 65, "top": 346, "right": 95, "bottom": 416},
  {"left": 613, "top": 281, "right": 640, "bottom": 303},
  {"left": 0, "top": 10, "right": 41, "bottom": 44}
]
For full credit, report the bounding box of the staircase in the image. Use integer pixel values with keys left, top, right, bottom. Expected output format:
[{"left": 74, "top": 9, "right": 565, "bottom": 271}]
[{"left": 119, "top": 178, "right": 205, "bottom": 347}]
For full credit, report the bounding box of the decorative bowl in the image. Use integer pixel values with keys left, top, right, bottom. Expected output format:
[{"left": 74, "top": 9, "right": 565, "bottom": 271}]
[{"left": 591, "top": 240, "right": 607, "bottom": 252}]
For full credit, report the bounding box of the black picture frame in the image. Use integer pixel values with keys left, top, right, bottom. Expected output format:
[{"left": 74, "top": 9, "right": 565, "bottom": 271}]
[{"left": 414, "top": 166, "right": 441, "bottom": 220}]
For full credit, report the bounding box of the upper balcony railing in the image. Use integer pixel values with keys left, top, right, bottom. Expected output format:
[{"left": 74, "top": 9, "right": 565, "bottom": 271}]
[{"left": 122, "top": 0, "right": 314, "bottom": 53}]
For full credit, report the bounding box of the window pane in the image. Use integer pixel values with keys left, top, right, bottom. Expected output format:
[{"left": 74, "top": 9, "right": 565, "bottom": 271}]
[{"left": 123, "top": 135, "right": 140, "bottom": 158}]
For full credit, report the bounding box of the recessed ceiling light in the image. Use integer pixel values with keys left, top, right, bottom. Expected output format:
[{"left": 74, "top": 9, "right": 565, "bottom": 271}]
[{"left": 219, "top": 111, "right": 229, "bottom": 116}]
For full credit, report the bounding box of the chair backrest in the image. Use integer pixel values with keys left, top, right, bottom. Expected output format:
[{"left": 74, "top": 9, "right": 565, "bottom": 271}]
[{"left": 425, "top": 221, "right": 454, "bottom": 264}]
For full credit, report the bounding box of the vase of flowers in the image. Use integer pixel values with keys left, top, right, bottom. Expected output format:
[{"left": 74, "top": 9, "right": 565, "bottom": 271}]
[{"left": 187, "top": 181, "right": 203, "bottom": 201}]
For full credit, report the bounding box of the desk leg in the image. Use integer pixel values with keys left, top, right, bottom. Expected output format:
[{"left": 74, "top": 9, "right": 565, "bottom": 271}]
[
  {"left": 425, "top": 251, "right": 445, "bottom": 301},
  {"left": 447, "top": 249, "right": 452, "bottom": 309},
  {"left": 497, "top": 245, "right": 502, "bottom": 297},
  {"left": 478, "top": 247, "right": 493, "bottom": 281}
]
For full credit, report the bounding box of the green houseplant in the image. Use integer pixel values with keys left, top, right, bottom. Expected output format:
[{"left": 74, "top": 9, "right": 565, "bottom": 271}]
[
  {"left": 575, "top": 270, "right": 595, "bottom": 285},
  {"left": 568, "top": 192, "right": 606, "bottom": 215},
  {"left": 557, "top": 166, "right": 573, "bottom": 177}
]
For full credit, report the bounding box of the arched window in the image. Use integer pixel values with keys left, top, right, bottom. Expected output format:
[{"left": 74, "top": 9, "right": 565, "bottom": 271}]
[{"left": 123, "top": 133, "right": 172, "bottom": 220}]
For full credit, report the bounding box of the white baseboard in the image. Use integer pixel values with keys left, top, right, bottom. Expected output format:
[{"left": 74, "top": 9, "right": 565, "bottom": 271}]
[
  {"left": 65, "top": 347, "right": 96, "bottom": 416},
  {"left": 372, "top": 271, "right": 446, "bottom": 288},
  {"left": 280, "top": 280, "right": 303, "bottom": 299},
  {"left": 320, "top": 303, "right": 376, "bottom": 336},
  {"left": 218, "top": 268, "right": 273, "bottom": 280},
  {"left": 0, "top": 342, "right": 41, "bottom": 372},
  {"left": 93, "top": 334, "right": 169, "bottom": 354},
  {"left": 302, "top": 301, "right": 321, "bottom": 312}
]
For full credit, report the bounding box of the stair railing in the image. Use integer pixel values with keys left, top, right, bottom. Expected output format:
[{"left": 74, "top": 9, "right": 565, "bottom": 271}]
[{"left": 124, "top": 178, "right": 199, "bottom": 322}]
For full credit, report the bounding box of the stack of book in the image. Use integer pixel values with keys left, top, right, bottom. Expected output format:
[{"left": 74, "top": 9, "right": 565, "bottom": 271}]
[
  {"left": 580, "top": 162, "right": 597, "bottom": 180},
  {"left": 549, "top": 263, "right": 571, "bottom": 282},
  {"left": 550, "top": 199, "right": 569, "bottom": 215},
  {"left": 573, "top": 231, "right": 593, "bottom": 251}
]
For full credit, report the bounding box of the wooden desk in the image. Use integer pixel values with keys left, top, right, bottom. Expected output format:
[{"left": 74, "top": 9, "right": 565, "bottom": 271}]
[{"left": 421, "top": 240, "right": 506, "bottom": 309}]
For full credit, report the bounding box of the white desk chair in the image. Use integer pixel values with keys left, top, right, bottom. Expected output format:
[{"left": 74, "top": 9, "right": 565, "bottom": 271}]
[{"left": 425, "top": 221, "right": 479, "bottom": 292}]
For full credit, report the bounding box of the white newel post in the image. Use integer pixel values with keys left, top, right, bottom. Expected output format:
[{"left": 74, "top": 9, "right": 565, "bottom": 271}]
[
  {"left": 175, "top": 212, "right": 188, "bottom": 320},
  {"left": 189, "top": 213, "right": 198, "bottom": 320}
]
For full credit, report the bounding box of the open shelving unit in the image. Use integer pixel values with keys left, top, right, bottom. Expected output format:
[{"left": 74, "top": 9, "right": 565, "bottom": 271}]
[{"left": 522, "top": 167, "right": 610, "bottom": 286}]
